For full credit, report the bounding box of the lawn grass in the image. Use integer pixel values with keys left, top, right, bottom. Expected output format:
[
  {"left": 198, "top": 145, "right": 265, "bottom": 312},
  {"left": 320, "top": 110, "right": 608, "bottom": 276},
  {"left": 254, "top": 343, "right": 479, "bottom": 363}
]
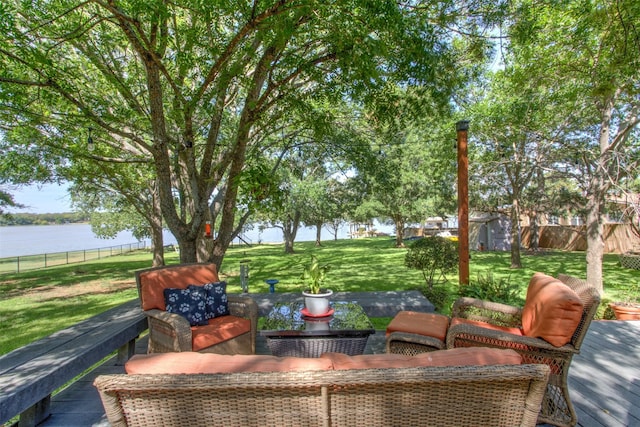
[{"left": 1, "top": 237, "right": 637, "bottom": 355}]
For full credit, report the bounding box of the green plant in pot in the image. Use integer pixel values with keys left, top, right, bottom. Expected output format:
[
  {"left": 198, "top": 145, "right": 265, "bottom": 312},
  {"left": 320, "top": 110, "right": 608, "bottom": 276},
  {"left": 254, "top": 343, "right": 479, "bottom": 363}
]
[
  {"left": 300, "top": 255, "right": 333, "bottom": 316},
  {"left": 607, "top": 282, "right": 640, "bottom": 320}
]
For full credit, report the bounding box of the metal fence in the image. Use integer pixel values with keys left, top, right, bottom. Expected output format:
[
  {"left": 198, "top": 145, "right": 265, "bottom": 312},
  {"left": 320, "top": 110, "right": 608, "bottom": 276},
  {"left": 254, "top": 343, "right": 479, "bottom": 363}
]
[{"left": 0, "top": 241, "right": 148, "bottom": 274}]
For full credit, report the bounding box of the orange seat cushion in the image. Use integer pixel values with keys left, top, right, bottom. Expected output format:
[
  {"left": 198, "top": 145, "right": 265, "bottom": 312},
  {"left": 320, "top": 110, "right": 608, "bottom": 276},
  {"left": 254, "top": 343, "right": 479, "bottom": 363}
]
[
  {"left": 190, "top": 315, "right": 251, "bottom": 352},
  {"left": 321, "top": 347, "right": 522, "bottom": 370},
  {"left": 386, "top": 311, "right": 450, "bottom": 342},
  {"left": 450, "top": 317, "right": 524, "bottom": 336},
  {"left": 139, "top": 264, "right": 220, "bottom": 311},
  {"left": 521, "top": 273, "right": 584, "bottom": 347},
  {"left": 125, "top": 352, "right": 333, "bottom": 374}
]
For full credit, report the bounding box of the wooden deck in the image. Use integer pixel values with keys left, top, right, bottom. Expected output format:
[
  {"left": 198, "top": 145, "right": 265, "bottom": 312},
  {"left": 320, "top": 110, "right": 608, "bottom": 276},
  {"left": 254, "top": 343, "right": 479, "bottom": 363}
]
[{"left": 36, "top": 297, "right": 639, "bottom": 427}]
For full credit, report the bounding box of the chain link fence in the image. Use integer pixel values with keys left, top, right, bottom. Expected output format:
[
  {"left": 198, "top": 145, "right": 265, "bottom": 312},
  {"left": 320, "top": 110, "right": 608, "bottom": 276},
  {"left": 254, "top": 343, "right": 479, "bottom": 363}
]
[{"left": 0, "top": 241, "right": 148, "bottom": 274}]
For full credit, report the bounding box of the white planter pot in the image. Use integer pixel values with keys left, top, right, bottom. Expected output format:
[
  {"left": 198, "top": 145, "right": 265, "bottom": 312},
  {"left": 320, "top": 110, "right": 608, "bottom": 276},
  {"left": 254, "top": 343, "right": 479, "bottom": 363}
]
[
  {"left": 305, "top": 319, "right": 330, "bottom": 331},
  {"left": 302, "top": 289, "right": 333, "bottom": 315}
]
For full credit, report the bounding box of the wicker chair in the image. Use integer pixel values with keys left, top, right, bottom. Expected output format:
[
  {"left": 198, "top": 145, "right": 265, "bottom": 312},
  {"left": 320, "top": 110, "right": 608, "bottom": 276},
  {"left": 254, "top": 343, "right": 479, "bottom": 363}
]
[
  {"left": 446, "top": 274, "right": 601, "bottom": 427},
  {"left": 136, "top": 263, "right": 258, "bottom": 355}
]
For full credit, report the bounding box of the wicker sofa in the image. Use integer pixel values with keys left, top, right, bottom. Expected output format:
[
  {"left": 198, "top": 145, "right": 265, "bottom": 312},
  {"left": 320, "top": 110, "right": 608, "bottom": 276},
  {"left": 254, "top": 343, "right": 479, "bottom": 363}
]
[{"left": 95, "top": 348, "right": 550, "bottom": 427}]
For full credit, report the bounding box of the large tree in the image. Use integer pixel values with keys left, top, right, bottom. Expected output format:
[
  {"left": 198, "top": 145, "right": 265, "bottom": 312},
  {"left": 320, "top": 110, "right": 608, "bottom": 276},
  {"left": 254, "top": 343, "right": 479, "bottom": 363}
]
[
  {"left": 467, "top": 68, "right": 580, "bottom": 267},
  {"left": 0, "top": 1, "right": 501, "bottom": 268},
  {"left": 506, "top": 0, "right": 640, "bottom": 292},
  {"left": 357, "top": 118, "right": 457, "bottom": 248}
]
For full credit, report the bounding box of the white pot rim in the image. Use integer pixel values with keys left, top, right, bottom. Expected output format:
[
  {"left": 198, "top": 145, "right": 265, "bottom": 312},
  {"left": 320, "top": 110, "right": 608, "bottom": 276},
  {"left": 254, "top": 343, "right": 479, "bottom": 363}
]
[{"left": 302, "top": 289, "right": 333, "bottom": 298}]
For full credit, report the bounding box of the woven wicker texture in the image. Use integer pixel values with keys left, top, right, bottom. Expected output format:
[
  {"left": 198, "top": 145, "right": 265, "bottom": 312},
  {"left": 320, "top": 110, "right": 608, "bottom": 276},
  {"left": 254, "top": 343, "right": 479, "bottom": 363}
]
[
  {"left": 266, "top": 336, "right": 369, "bottom": 357},
  {"left": 386, "top": 331, "right": 445, "bottom": 355},
  {"left": 95, "top": 364, "right": 549, "bottom": 427},
  {"left": 620, "top": 252, "right": 640, "bottom": 270},
  {"left": 447, "top": 274, "right": 600, "bottom": 427},
  {"left": 135, "top": 263, "right": 259, "bottom": 355}
]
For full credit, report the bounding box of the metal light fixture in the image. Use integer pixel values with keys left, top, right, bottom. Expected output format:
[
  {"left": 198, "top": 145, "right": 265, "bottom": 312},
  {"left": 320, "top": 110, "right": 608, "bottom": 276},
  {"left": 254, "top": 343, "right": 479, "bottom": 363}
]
[{"left": 87, "top": 128, "right": 95, "bottom": 152}]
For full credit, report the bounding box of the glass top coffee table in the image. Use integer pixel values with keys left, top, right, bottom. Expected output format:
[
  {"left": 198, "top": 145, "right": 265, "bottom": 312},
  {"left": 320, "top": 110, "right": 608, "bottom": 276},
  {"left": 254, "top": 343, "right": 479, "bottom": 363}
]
[{"left": 260, "top": 301, "right": 375, "bottom": 357}]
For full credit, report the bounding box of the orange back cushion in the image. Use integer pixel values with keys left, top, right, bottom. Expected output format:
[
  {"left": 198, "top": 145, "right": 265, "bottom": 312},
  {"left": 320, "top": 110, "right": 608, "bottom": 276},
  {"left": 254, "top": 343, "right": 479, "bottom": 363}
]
[
  {"left": 125, "top": 352, "right": 333, "bottom": 375},
  {"left": 321, "top": 347, "right": 522, "bottom": 370},
  {"left": 139, "top": 263, "right": 220, "bottom": 311},
  {"left": 521, "top": 272, "right": 584, "bottom": 347}
]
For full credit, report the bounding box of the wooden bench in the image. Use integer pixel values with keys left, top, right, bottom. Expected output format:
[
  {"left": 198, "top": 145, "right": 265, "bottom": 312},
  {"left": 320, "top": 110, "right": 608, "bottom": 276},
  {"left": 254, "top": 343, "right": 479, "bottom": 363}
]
[{"left": 0, "top": 299, "right": 147, "bottom": 427}]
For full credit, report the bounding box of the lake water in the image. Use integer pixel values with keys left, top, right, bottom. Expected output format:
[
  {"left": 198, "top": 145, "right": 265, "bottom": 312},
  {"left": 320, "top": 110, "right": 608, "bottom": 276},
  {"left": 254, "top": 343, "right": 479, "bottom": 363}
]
[{"left": 0, "top": 223, "right": 391, "bottom": 258}]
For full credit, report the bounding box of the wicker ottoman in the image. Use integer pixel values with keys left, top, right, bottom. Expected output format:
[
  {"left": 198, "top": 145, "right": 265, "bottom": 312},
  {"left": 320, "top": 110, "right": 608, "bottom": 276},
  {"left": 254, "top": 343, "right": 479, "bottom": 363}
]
[{"left": 386, "top": 311, "right": 450, "bottom": 356}]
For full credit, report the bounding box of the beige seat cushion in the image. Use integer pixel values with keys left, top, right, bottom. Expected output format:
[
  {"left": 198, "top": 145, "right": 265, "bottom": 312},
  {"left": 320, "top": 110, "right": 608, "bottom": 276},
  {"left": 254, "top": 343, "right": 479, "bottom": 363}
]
[
  {"left": 125, "top": 352, "right": 334, "bottom": 374},
  {"left": 521, "top": 272, "right": 584, "bottom": 347}
]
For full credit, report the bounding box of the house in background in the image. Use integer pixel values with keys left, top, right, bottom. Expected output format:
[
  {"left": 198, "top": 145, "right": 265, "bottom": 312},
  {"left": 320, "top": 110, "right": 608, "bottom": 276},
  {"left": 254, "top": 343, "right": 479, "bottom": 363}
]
[
  {"left": 469, "top": 214, "right": 512, "bottom": 251},
  {"left": 471, "top": 197, "right": 640, "bottom": 253}
]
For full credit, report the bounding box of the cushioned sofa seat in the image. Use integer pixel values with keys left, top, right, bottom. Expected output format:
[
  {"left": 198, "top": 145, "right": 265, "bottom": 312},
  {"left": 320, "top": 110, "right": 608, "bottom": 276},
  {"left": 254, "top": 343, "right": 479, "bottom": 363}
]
[
  {"left": 125, "top": 347, "right": 523, "bottom": 375},
  {"left": 191, "top": 316, "right": 251, "bottom": 351}
]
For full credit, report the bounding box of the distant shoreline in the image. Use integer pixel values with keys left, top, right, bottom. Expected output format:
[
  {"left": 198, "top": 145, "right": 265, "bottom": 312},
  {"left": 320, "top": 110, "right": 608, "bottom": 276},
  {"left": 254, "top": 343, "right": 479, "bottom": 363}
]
[{"left": 0, "top": 212, "right": 89, "bottom": 227}]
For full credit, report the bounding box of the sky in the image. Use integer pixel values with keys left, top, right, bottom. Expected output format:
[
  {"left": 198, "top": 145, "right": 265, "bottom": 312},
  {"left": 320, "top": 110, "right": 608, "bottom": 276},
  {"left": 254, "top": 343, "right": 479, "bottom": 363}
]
[{"left": 7, "top": 182, "right": 72, "bottom": 214}]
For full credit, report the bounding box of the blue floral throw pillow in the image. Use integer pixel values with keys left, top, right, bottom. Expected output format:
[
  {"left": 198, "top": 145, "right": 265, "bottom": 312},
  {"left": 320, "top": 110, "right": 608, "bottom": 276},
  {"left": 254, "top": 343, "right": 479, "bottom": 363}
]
[
  {"left": 163, "top": 287, "right": 209, "bottom": 326},
  {"left": 199, "top": 282, "right": 230, "bottom": 318}
]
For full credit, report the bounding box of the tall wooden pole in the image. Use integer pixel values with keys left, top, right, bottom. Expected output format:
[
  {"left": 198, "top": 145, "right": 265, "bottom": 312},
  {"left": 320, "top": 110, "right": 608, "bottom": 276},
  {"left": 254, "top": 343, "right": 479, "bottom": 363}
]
[{"left": 456, "top": 120, "right": 470, "bottom": 285}]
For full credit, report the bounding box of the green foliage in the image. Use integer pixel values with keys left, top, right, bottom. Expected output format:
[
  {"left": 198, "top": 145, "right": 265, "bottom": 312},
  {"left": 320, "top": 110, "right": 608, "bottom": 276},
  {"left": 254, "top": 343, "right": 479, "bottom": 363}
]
[
  {"left": 0, "top": 0, "right": 498, "bottom": 265},
  {"left": 0, "top": 212, "right": 89, "bottom": 226},
  {"left": 300, "top": 255, "right": 331, "bottom": 294},
  {"left": 353, "top": 117, "right": 458, "bottom": 248},
  {"left": 460, "top": 272, "right": 524, "bottom": 306},
  {"left": 404, "top": 236, "right": 458, "bottom": 289},
  {"left": 421, "top": 285, "right": 451, "bottom": 313},
  {"left": 0, "top": 190, "right": 21, "bottom": 215}
]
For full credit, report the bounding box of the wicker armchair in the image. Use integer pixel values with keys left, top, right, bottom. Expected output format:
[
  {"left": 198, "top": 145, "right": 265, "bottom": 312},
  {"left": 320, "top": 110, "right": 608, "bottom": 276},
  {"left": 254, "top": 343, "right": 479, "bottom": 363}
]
[
  {"left": 446, "top": 274, "right": 600, "bottom": 427},
  {"left": 136, "top": 263, "right": 258, "bottom": 355}
]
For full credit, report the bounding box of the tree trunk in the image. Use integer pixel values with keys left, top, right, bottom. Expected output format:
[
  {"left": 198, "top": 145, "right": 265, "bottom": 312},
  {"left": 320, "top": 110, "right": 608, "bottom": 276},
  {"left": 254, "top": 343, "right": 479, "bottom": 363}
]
[
  {"left": 150, "top": 186, "right": 165, "bottom": 267},
  {"left": 529, "top": 212, "right": 539, "bottom": 251},
  {"left": 585, "top": 192, "right": 604, "bottom": 294},
  {"left": 394, "top": 217, "right": 405, "bottom": 248},
  {"left": 585, "top": 97, "right": 618, "bottom": 294},
  {"left": 283, "top": 211, "right": 301, "bottom": 254},
  {"left": 315, "top": 222, "right": 322, "bottom": 246},
  {"left": 510, "top": 199, "right": 522, "bottom": 268}
]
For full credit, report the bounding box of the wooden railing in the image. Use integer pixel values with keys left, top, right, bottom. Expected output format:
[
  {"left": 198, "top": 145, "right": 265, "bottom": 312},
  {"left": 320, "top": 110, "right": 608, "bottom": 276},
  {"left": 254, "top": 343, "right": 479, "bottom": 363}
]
[{"left": 0, "top": 299, "right": 147, "bottom": 427}]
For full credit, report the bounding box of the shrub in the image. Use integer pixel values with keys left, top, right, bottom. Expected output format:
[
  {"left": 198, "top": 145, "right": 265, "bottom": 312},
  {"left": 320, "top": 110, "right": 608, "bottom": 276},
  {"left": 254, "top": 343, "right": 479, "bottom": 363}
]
[
  {"left": 421, "top": 284, "right": 451, "bottom": 313},
  {"left": 460, "top": 272, "right": 523, "bottom": 306},
  {"left": 404, "top": 236, "right": 458, "bottom": 289}
]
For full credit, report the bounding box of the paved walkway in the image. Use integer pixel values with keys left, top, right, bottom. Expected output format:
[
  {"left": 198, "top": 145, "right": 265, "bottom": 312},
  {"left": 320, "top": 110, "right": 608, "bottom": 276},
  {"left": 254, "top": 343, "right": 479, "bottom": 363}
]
[{"left": 249, "top": 290, "right": 436, "bottom": 317}]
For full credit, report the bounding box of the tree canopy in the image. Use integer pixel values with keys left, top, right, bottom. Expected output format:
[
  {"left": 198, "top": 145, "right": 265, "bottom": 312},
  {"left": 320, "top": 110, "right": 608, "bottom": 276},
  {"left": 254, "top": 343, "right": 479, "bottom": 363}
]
[{"left": 0, "top": 0, "right": 494, "bottom": 267}]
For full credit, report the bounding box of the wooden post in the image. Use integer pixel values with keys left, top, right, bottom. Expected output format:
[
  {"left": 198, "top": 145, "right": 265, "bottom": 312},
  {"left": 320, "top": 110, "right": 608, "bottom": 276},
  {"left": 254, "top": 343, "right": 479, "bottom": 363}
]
[{"left": 456, "top": 120, "right": 470, "bottom": 285}]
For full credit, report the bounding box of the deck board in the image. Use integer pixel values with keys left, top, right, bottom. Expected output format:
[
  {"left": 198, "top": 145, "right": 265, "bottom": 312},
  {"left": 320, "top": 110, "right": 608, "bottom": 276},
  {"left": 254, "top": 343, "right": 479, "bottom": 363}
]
[{"left": 35, "top": 295, "right": 640, "bottom": 427}]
